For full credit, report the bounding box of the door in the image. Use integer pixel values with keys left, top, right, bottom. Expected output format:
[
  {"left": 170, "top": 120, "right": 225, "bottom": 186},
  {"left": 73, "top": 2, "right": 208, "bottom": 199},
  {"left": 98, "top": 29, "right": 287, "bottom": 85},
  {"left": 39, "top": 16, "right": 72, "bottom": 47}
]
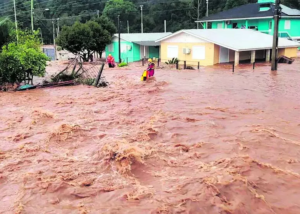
[{"left": 219, "top": 47, "right": 229, "bottom": 63}]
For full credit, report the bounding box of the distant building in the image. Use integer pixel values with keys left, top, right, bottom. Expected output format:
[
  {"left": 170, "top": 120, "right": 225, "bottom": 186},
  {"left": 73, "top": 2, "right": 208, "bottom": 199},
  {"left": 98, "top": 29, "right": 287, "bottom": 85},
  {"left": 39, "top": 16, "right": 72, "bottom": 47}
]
[
  {"left": 156, "top": 29, "right": 299, "bottom": 66},
  {"left": 196, "top": 0, "right": 300, "bottom": 42},
  {"left": 105, "top": 33, "right": 171, "bottom": 63}
]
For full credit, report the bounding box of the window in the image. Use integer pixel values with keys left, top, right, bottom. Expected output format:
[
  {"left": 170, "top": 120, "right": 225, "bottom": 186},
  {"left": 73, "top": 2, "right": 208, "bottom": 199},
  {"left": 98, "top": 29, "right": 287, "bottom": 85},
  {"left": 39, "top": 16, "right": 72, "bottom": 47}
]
[
  {"left": 233, "top": 23, "right": 238, "bottom": 28},
  {"left": 167, "top": 46, "right": 178, "bottom": 58},
  {"left": 285, "top": 20, "right": 291, "bottom": 30},
  {"left": 108, "top": 44, "right": 114, "bottom": 52},
  {"left": 192, "top": 46, "right": 205, "bottom": 60}
]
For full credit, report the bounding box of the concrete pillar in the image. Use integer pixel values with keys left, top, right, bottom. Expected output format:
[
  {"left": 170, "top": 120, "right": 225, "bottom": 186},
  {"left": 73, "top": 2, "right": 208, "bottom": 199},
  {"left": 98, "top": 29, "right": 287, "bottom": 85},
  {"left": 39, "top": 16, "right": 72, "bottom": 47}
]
[
  {"left": 235, "top": 51, "right": 240, "bottom": 66},
  {"left": 266, "top": 49, "right": 271, "bottom": 62},
  {"left": 251, "top": 50, "right": 256, "bottom": 63},
  {"left": 245, "top": 20, "right": 248, "bottom": 29}
]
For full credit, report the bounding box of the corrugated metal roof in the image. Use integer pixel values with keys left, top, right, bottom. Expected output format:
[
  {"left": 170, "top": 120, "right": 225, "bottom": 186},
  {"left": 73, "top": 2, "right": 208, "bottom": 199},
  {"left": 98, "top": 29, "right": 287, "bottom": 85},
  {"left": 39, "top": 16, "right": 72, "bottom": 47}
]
[
  {"left": 157, "top": 29, "right": 300, "bottom": 51},
  {"left": 113, "top": 33, "right": 172, "bottom": 46},
  {"left": 281, "top": 4, "right": 300, "bottom": 16}
]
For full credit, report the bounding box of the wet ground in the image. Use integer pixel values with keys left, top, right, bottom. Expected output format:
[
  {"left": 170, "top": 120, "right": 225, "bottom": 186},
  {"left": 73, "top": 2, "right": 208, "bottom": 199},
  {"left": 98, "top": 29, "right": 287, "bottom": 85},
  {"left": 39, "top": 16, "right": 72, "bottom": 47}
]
[{"left": 0, "top": 57, "right": 300, "bottom": 214}]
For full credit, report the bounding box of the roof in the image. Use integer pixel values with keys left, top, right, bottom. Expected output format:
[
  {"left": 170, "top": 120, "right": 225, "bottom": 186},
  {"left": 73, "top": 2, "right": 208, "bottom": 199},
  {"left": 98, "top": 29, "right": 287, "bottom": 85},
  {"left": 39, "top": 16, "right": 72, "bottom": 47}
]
[
  {"left": 198, "top": 3, "right": 300, "bottom": 22},
  {"left": 113, "top": 32, "right": 172, "bottom": 46},
  {"left": 156, "top": 29, "right": 300, "bottom": 51}
]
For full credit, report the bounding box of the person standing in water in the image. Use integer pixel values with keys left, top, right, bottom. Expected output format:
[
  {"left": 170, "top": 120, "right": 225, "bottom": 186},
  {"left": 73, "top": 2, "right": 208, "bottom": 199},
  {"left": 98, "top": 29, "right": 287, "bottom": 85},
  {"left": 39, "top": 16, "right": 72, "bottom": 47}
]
[
  {"left": 107, "top": 54, "right": 115, "bottom": 68},
  {"left": 147, "top": 59, "right": 155, "bottom": 78}
]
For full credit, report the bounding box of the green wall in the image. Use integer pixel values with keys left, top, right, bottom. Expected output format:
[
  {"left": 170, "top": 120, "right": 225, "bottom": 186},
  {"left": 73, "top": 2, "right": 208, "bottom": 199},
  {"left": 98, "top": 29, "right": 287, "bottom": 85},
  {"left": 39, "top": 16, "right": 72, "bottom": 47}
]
[
  {"left": 132, "top": 43, "right": 141, "bottom": 61},
  {"left": 105, "top": 41, "right": 141, "bottom": 63},
  {"left": 209, "top": 18, "right": 300, "bottom": 39},
  {"left": 149, "top": 46, "right": 160, "bottom": 59},
  {"left": 279, "top": 19, "right": 300, "bottom": 37}
]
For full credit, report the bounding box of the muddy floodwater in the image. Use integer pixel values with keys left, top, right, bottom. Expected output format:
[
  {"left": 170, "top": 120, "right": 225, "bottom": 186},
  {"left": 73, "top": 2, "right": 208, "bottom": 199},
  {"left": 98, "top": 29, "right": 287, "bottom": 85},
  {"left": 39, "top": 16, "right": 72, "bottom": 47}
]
[{"left": 0, "top": 59, "right": 300, "bottom": 214}]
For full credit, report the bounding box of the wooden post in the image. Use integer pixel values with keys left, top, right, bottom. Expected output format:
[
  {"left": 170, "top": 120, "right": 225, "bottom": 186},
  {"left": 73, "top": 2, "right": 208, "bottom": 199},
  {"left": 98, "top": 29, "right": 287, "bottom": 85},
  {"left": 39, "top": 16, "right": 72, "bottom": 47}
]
[
  {"left": 158, "top": 58, "right": 160, "bottom": 67},
  {"left": 94, "top": 63, "right": 105, "bottom": 87},
  {"left": 232, "top": 62, "right": 235, "bottom": 73},
  {"left": 184, "top": 61, "right": 186, "bottom": 69},
  {"left": 198, "top": 62, "right": 200, "bottom": 70},
  {"left": 142, "top": 58, "right": 144, "bottom": 66},
  {"left": 176, "top": 61, "right": 179, "bottom": 70}
]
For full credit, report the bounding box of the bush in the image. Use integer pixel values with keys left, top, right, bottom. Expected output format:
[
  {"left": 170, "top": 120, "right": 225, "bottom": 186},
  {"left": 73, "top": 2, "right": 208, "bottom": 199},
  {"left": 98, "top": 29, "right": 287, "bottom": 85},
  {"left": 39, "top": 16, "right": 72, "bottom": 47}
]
[
  {"left": 57, "top": 46, "right": 62, "bottom": 51},
  {"left": 118, "top": 62, "right": 128, "bottom": 67},
  {"left": 165, "top": 58, "right": 179, "bottom": 65},
  {"left": 0, "top": 31, "right": 49, "bottom": 85}
]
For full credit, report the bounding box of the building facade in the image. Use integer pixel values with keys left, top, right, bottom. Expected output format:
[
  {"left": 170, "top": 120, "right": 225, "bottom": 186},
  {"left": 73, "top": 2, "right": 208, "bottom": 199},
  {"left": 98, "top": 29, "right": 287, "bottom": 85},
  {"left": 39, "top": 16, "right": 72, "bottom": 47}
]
[
  {"left": 105, "top": 33, "right": 171, "bottom": 63},
  {"left": 157, "top": 29, "right": 299, "bottom": 66},
  {"left": 197, "top": 0, "right": 300, "bottom": 42}
]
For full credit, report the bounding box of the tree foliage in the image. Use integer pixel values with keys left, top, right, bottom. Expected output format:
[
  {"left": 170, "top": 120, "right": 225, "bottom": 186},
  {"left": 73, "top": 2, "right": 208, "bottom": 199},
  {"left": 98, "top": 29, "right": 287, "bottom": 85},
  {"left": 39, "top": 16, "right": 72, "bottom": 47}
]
[
  {"left": 0, "top": 18, "right": 13, "bottom": 49},
  {"left": 0, "top": 31, "right": 49, "bottom": 85},
  {"left": 56, "top": 17, "right": 115, "bottom": 61},
  {"left": 0, "top": 0, "right": 300, "bottom": 43}
]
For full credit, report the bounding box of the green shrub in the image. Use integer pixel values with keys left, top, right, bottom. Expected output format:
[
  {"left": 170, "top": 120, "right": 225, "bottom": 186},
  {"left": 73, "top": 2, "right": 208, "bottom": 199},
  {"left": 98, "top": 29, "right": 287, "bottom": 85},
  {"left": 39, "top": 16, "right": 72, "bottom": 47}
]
[
  {"left": 165, "top": 58, "right": 179, "bottom": 65},
  {"left": 56, "top": 46, "right": 62, "bottom": 51},
  {"left": 0, "top": 30, "right": 49, "bottom": 85},
  {"left": 118, "top": 62, "right": 128, "bottom": 67}
]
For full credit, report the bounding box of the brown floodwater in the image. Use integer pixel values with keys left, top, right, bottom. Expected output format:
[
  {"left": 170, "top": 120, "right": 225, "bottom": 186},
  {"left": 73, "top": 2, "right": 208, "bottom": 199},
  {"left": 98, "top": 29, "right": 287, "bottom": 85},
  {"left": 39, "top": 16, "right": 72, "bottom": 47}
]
[{"left": 0, "top": 58, "right": 300, "bottom": 214}]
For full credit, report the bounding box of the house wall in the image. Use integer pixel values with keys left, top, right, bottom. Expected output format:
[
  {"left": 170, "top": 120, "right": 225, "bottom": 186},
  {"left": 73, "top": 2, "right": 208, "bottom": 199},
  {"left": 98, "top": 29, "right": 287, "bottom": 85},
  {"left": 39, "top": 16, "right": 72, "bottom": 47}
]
[
  {"left": 161, "top": 42, "right": 215, "bottom": 66},
  {"left": 149, "top": 46, "right": 160, "bottom": 59},
  {"left": 214, "top": 45, "right": 220, "bottom": 64},
  {"left": 105, "top": 40, "right": 135, "bottom": 63},
  {"left": 133, "top": 43, "right": 141, "bottom": 61},
  {"left": 160, "top": 32, "right": 215, "bottom": 66},
  {"left": 210, "top": 18, "right": 300, "bottom": 38},
  {"left": 279, "top": 19, "right": 300, "bottom": 38},
  {"left": 278, "top": 47, "right": 298, "bottom": 57}
]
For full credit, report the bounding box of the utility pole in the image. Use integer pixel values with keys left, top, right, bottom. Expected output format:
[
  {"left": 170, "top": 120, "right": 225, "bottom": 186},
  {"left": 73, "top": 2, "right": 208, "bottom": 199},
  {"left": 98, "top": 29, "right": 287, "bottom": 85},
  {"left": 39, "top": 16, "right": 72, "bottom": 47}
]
[
  {"left": 52, "top": 19, "right": 56, "bottom": 60},
  {"left": 164, "top": 20, "right": 167, "bottom": 32},
  {"left": 118, "top": 15, "right": 121, "bottom": 63},
  {"left": 271, "top": 0, "right": 281, "bottom": 71},
  {"left": 206, "top": 0, "right": 209, "bottom": 17},
  {"left": 57, "top": 18, "right": 60, "bottom": 37},
  {"left": 13, "top": 0, "right": 19, "bottom": 43},
  {"left": 31, "top": 0, "right": 34, "bottom": 31},
  {"left": 97, "top": 10, "right": 100, "bottom": 18},
  {"left": 197, "top": 0, "right": 200, "bottom": 29},
  {"left": 206, "top": 0, "right": 209, "bottom": 29},
  {"left": 140, "top": 5, "right": 143, "bottom": 33},
  {"left": 127, "top": 20, "right": 129, "bottom": 34}
]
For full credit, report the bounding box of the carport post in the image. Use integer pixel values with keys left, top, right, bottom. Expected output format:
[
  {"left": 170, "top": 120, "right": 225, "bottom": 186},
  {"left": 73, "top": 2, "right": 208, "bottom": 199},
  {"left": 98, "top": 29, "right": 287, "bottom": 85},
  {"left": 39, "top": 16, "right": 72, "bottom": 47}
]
[
  {"left": 251, "top": 50, "right": 256, "bottom": 64},
  {"left": 266, "top": 49, "right": 271, "bottom": 62},
  {"left": 234, "top": 51, "right": 239, "bottom": 66}
]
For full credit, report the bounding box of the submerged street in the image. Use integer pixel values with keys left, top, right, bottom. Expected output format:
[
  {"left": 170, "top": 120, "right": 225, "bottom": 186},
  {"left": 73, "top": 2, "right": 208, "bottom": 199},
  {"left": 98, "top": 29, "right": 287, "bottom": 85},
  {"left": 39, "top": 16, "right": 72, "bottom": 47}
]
[{"left": 0, "top": 58, "right": 300, "bottom": 213}]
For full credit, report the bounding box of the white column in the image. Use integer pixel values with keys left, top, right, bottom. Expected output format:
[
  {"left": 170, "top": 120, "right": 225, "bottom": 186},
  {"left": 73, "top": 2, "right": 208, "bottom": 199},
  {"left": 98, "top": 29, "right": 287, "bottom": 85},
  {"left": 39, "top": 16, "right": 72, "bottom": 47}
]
[
  {"left": 235, "top": 51, "right": 240, "bottom": 66},
  {"left": 251, "top": 50, "right": 256, "bottom": 63},
  {"left": 266, "top": 49, "right": 271, "bottom": 62}
]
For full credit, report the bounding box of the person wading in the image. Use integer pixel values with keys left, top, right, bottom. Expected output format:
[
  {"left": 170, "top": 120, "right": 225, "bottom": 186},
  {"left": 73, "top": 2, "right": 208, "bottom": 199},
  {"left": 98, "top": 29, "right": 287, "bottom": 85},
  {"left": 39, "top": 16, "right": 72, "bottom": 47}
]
[
  {"left": 107, "top": 54, "right": 115, "bottom": 68},
  {"left": 147, "top": 59, "right": 155, "bottom": 78}
]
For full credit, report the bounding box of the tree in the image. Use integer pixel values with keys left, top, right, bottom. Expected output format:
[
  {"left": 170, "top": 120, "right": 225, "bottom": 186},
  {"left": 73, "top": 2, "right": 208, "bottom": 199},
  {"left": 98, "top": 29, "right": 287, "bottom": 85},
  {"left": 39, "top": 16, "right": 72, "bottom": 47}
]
[
  {"left": 0, "top": 30, "right": 49, "bottom": 85},
  {"left": 225, "top": 0, "right": 248, "bottom": 10},
  {"left": 94, "top": 16, "right": 117, "bottom": 57},
  {"left": 0, "top": 18, "right": 13, "bottom": 49},
  {"left": 57, "top": 19, "right": 115, "bottom": 61},
  {"left": 103, "top": 0, "right": 139, "bottom": 32}
]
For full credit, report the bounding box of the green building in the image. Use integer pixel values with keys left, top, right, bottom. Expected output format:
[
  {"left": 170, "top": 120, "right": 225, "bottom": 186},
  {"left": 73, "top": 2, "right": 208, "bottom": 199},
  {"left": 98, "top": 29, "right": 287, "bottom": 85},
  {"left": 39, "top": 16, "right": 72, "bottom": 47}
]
[
  {"left": 197, "top": 0, "right": 300, "bottom": 42},
  {"left": 105, "top": 33, "right": 171, "bottom": 63}
]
